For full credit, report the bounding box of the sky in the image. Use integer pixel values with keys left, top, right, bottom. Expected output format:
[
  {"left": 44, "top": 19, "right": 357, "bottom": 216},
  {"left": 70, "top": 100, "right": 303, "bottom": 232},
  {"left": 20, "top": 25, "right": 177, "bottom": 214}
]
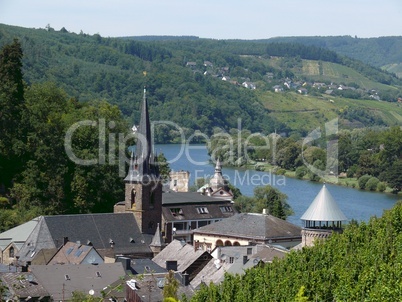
[{"left": 1, "top": 0, "right": 402, "bottom": 40}]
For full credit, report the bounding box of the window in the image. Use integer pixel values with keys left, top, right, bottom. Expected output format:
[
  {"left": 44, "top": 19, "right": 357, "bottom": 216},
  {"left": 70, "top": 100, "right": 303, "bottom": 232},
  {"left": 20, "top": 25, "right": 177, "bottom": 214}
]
[
  {"left": 170, "top": 208, "right": 183, "bottom": 216},
  {"left": 229, "top": 257, "right": 234, "bottom": 264},
  {"left": 247, "top": 248, "right": 252, "bottom": 255},
  {"left": 9, "top": 247, "right": 14, "bottom": 258},
  {"left": 198, "top": 221, "right": 208, "bottom": 228},
  {"left": 220, "top": 206, "right": 233, "bottom": 213},
  {"left": 196, "top": 207, "right": 209, "bottom": 214}
]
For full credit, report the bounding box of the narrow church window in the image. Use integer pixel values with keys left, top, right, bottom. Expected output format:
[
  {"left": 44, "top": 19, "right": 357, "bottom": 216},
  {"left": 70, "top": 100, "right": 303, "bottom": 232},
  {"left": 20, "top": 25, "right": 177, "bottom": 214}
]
[
  {"left": 131, "top": 189, "right": 136, "bottom": 208},
  {"left": 9, "top": 246, "right": 14, "bottom": 258}
]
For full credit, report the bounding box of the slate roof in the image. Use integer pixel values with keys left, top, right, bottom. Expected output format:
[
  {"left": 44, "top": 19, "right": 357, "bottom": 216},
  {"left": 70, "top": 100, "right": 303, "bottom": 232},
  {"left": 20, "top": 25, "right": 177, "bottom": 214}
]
[
  {"left": 190, "top": 257, "right": 231, "bottom": 289},
  {"left": 162, "top": 192, "right": 235, "bottom": 221},
  {"left": 130, "top": 258, "right": 167, "bottom": 275},
  {"left": 300, "top": 184, "right": 347, "bottom": 222},
  {"left": 124, "top": 88, "right": 160, "bottom": 183},
  {"left": 17, "top": 213, "right": 153, "bottom": 262},
  {"left": 29, "top": 263, "right": 126, "bottom": 301},
  {"left": 152, "top": 240, "right": 211, "bottom": 278},
  {"left": 1, "top": 272, "right": 49, "bottom": 300},
  {"left": 0, "top": 217, "right": 39, "bottom": 250},
  {"left": 163, "top": 191, "right": 232, "bottom": 205},
  {"left": 47, "top": 241, "right": 102, "bottom": 265},
  {"left": 193, "top": 213, "right": 302, "bottom": 241},
  {"left": 242, "top": 245, "right": 288, "bottom": 270}
]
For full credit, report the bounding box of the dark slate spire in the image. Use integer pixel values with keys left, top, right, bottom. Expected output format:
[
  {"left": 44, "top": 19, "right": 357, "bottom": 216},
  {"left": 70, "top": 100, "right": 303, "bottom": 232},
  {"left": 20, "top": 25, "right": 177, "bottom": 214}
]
[{"left": 124, "top": 87, "right": 159, "bottom": 183}]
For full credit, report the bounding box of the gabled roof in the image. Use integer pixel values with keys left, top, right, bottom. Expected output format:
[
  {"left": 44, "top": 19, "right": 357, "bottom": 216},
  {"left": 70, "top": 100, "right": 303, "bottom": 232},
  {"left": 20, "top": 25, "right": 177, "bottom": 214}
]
[
  {"left": 130, "top": 258, "right": 167, "bottom": 275},
  {"left": 193, "top": 213, "right": 301, "bottom": 240},
  {"left": 30, "top": 263, "right": 126, "bottom": 301},
  {"left": 152, "top": 240, "right": 210, "bottom": 274},
  {"left": 0, "top": 217, "right": 40, "bottom": 250},
  {"left": 300, "top": 184, "right": 347, "bottom": 222},
  {"left": 150, "top": 223, "right": 164, "bottom": 248},
  {"left": 47, "top": 241, "right": 103, "bottom": 265},
  {"left": 17, "top": 213, "right": 153, "bottom": 262},
  {"left": 190, "top": 257, "right": 232, "bottom": 289}
]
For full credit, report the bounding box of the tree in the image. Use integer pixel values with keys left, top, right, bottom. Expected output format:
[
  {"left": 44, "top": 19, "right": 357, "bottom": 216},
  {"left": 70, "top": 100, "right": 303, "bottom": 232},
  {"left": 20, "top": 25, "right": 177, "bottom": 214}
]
[
  {"left": 235, "top": 185, "right": 293, "bottom": 220},
  {"left": 163, "top": 270, "right": 179, "bottom": 301},
  {"left": 0, "top": 39, "right": 25, "bottom": 191},
  {"left": 276, "top": 141, "right": 301, "bottom": 170},
  {"left": 157, "top": 153, "right": 171, "bottom": 183},
  {"left": 384, "top": 159, "right": 402, "bottom": 192}
]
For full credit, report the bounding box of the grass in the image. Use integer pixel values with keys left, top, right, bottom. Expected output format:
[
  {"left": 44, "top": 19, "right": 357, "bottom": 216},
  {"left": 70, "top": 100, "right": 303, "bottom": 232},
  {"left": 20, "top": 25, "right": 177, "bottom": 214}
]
[{"left": 256, "top": 90, "right": 402, "bottom": 133}]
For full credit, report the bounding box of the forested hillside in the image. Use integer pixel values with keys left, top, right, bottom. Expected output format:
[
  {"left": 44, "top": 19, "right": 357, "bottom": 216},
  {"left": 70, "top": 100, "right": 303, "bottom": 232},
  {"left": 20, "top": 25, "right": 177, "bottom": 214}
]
[
  {"left": 1, "top": 24, "right": 402, "bottom": 142},
  {"left": 264, "top": 35, "right": 402, "bottom": 77}
]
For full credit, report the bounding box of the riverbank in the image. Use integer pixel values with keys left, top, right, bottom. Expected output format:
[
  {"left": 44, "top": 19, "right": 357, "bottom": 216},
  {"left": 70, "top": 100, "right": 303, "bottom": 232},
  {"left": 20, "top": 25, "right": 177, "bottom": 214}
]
[{"left": 245, "top": 161, "right": 401, "bottom": 196}]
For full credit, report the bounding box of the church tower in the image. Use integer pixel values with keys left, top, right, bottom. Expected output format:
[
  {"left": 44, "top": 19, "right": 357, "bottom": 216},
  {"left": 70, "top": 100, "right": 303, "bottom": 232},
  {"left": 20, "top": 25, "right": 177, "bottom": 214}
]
[{"left": 124, "top": 87, "right": 162, "bottom": 235}]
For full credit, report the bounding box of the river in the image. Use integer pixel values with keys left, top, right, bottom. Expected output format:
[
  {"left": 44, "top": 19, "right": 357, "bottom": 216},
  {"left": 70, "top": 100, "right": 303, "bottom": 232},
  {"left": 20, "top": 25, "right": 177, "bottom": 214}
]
[{"left": 155, "top": 144, "right": 400, "bottom": 226}]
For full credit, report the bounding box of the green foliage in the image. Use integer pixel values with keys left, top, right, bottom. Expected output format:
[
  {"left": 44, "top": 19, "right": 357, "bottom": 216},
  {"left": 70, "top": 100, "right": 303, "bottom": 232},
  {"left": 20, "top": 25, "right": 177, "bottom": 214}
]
[
  {"left": 163, "top": 270, "right": 179, "bottom": 301},
  {"left": 358, "top": 174, "right": 372, "bottom": 189},
  {"left": 384, "top": 159, "right": 402, "bottom": 192},
  {"left": 365, "top": 176, "right": 379, "bottom": 191},
  {"left": 71, "top": 291, "right": 97, "bottom": 301},
  {"left": 1, "top": 24, "right": 401, "bottom": 144},
  {"left": 377, "top": 181, "right": 387, "bottom": 192},
  {"left": 191, "top": 201, "right": 402, "bottom": 301},
  {"left": 294, "top": 286, "right": 310, "bottom": 302},
  {"left": 234, "top": 185, "right": 292, "bottom": 219},
  {"left": 157, "top": 153, "right": 171, "bottom": 182},
  {"left": 0, "top": 39, "right": 25, "bottom": 190},
  {"left": 295, "top": 166, "right": 308, "bottom": 179}
]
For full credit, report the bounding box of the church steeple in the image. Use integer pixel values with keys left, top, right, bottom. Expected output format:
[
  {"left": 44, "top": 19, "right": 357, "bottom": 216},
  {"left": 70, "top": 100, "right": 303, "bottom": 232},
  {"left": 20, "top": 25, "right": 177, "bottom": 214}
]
[
  {"left": 210, "top": 158, "right": 225, "bottom": 191},
  {"left": 124, "top": 87, "right": 159, "bottom": 183},
  {"left": 122, "top": 86, "right": 162, "bottom": 235}
]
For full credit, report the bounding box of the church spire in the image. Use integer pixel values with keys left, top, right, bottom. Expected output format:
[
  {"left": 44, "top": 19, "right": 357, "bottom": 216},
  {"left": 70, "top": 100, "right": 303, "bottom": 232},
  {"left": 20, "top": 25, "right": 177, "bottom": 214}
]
[{"left": 125, "top": 87, "right": 159, "bottom": 183}]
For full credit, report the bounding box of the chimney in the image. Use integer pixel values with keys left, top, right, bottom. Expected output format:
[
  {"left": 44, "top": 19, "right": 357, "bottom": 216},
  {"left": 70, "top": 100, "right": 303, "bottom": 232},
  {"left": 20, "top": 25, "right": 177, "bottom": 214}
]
[
  {"left": 116, "top": 257, "right": 131, "bottom": 271},
  {"left": 262, "top": 208, "right": 268, "bottom": 215},
  {"left": 166, "top": 260, "right": 178, "bottom": 271},
  {"left": 243, "top": 255, "right": 248, "bottom": 265},
  {"left": 22, "top": 261, "right": 31, "bottom": 272},
  {"left": 63, "top": 237, "right": 69, "bottom": 246},
  {"left": 181, "top": 272, "right": 190, "bottom": 286}
]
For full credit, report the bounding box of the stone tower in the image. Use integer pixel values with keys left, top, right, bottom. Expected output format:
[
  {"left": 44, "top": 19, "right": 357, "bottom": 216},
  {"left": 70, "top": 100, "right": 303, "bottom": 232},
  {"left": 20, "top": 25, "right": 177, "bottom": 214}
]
[
  {"left": 300, "top": 184, "right": 347, "bottom": 247},
  {"left": 124, "top": 88, "right": 162, "bottom": 235}
]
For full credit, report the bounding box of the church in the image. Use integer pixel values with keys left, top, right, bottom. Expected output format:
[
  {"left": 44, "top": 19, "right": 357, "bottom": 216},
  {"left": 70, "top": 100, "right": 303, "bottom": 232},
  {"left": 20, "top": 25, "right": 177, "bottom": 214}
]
[
  {"left": 2, "top": 87, "right": 236, "bottom": 265},
  {"left": 2, "top": 88, "right": 163, "bottom": 265}
]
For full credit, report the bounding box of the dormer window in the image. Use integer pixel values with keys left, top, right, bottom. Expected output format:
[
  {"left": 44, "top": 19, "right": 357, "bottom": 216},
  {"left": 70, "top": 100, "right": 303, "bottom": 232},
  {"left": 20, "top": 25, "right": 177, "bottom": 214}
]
[
  {"left": 170, "top": 208, "right": 183, "bottom": 216},
  {"left": 220, "top": 206, "right": 233, "bottom": 213},
  {"left": 196, "top": 207, "right": 209, "bottom": 214}
]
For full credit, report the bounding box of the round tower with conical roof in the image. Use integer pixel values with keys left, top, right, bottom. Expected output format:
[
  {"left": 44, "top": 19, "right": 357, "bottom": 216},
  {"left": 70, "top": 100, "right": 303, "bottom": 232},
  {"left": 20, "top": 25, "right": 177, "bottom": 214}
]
[{"left": 300, "top": 184, "right": 347, "bottom": 247}]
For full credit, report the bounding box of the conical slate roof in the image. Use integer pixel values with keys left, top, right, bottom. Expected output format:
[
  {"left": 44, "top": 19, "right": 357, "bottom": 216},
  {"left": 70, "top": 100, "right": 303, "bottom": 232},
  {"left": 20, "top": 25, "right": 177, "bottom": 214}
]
[
  {"left": 124, "top": 87, "right": 159, "bottom": 183},
  {"left": 300, "top": 185, "right": 347, "bottom": 222}
]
